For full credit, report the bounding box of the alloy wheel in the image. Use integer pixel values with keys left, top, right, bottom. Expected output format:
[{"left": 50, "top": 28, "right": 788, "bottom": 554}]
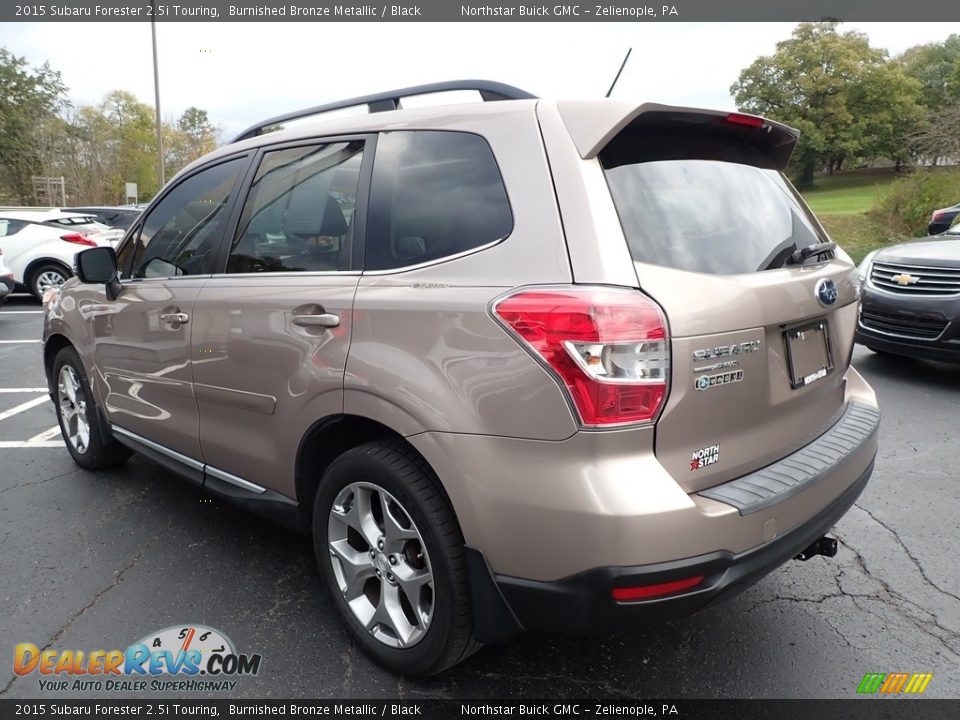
[
  {"left": 327, "top": 481, "right": 434, "bottom": 648},
  {"left": 37, "top": 269, "right": 67, "bottom": 295},
  {"left": 57, "top": 365, "right": 90, "bottom": 454}
]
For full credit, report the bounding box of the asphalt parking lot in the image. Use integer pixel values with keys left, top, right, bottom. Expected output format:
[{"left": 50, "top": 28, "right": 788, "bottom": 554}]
[{"left": 1, "top": 293, "right": 958, "bottom": 700}]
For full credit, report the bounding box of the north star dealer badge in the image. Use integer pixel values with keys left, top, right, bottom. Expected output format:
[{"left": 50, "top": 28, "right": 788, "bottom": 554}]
[
  {"left": 691, "top": 443, "right": 720, "bottom": 470},
  {"left": 694, "top": 369, "right": 744, "bottom": 391}
]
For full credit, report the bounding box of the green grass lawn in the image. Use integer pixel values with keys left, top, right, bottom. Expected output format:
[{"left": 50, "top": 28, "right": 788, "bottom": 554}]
[
  {"left": 799, "top": 170, "right": 903, "bottom": 263},
  {"left": 801, "top": 170, "right": 899, "bottom": 216}
]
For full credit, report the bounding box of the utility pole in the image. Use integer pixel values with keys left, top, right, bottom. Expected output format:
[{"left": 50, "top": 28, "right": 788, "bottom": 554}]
[{"left": 151, "top": 0, "right": 165, "bottom": 188}]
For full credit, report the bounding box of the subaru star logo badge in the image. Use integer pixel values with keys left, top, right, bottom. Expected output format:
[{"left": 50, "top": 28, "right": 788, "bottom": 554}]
[{"left": 816, "top": 278, "right": 838, "bottom": 307}]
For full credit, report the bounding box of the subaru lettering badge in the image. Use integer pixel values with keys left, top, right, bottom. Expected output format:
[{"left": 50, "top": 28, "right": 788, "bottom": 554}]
[{"left": 816, "top": 278, "right": 838, "bottom": 307}]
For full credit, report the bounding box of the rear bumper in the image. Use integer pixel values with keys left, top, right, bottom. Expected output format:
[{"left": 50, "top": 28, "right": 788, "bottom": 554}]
[
  {"left": 482, "top": 458, "right": 872, "bottom": 637},
  {"left": 0, "top": 277, "right": 12, "bottom": 302}
]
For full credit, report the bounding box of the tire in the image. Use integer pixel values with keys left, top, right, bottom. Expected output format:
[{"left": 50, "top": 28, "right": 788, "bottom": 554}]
[
  {"left": 52, "top": 346, "right": 131, "bottom": 470},
  {"left": 31, "top": 263, "right": 71, "bottom": 299},
  {"left": 313, "top": 439, "right": 480, "bottom": 676}
]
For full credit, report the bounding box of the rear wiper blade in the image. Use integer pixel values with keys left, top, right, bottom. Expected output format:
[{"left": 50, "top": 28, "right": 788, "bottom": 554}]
[{"left": 789, "top": 241, "right": 836, "bottom": 265}]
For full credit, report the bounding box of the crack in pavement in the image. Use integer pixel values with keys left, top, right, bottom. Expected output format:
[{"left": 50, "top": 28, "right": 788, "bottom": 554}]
[
  {"left": 853, "top": 502, "right": 960, "bottom": 605},
  {"left": 0, "top": 533, "right": 159, "bottom": 696},
  {"left": 0, "top": 468, "right": 83, "bottom": 495},
  {"left": 835, "top": 531, "right": 960, "bottom": 657}
]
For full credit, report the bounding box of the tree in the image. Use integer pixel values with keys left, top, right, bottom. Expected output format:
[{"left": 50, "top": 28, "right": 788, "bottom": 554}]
[
  {"left": 164, "top": 106, "right": 219, "bottom": 180},
  {"left": 0, "top": 49, "right": 68, "bottom": 203},
  {"left": 900, "top": 34, "right": 960, "bottom": 109},
  {"left": 731, "top": 22, "right": 922, "bottom": 188},
  {"left": 908, "top": 102, "right": 960, "bottom": 164}
]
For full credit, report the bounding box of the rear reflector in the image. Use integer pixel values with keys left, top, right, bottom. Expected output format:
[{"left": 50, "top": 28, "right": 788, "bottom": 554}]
[
  {"left": 611, "top": 575, "right": 705, "bottom": 601},
  {"left": 61, "top": 233, "right": 97, "bottom": 247},
  {"left": 725, "top": 112, "right": 765, "bottom": 128}
]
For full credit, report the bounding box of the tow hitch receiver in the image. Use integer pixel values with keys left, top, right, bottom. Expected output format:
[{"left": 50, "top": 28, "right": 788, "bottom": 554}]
[{"left": 795, "top": 534, "right": 839, "bottom": 561}]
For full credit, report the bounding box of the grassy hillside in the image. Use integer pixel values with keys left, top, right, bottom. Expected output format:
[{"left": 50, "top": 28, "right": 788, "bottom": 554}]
[
  {"left": 799, "top": 168, "right": 960, "bottom": 264},
  {"left": 801, "top": 170, "right": 899, "bottom": 216}
]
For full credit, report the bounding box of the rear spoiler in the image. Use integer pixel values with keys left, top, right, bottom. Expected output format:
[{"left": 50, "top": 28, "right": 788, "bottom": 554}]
[{"left": 557, "top": 100, "right": 799, "bottom": 170}]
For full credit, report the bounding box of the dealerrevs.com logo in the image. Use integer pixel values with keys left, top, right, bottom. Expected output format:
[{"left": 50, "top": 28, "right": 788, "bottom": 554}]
[{"left": 14, "top": 625, "right": 262, "bottom": 693}]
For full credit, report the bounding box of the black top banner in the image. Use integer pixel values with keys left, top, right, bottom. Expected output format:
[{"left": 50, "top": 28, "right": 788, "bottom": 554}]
[{"left": 4, "top": 0, "right": 960, "bottom": 22}]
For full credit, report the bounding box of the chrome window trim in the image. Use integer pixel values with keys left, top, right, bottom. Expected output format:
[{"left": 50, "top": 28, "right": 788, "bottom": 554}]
[
  {"left": 361, "top": 236, "right": 506, "bottom": 275},
  {"left": 208, "top": 270, "right": 362, "bottom": 279}
]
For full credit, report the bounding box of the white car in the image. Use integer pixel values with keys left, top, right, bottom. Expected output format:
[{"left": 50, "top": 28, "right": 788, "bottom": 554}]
[
  {"left": 0, "top": 248, "right": 14, "bottom": 306},
  {"left": 0, "top": 210, "right": 116, "bottom": 298}
]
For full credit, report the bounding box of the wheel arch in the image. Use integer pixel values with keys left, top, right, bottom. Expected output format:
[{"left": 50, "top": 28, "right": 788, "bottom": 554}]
[
  {"left": 295, "top": 414, "right": 454, "bottom": 526},
  {"left": 43, "top": 333, "right": 74, "bottom": 390},
  {"left": 24, "top": 257, "right": 72, "bottom": 294}
]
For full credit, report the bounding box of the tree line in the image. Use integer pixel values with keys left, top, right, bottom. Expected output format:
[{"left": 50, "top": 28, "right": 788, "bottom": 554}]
[
  {"left": 0, "top": 48, "right": 218, "bottom": 206},
  {"left": 2, "top": 23, "right": 959, "bottom": 204},
  {"left": 733, "top": 22, "right": 960, "bottom": 188}
]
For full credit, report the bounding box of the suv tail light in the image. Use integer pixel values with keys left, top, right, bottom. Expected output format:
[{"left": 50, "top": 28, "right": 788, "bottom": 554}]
[
  {"left": 61, "top": 233, "right": 97, "bottom": 247},
  {"left": 725, "top": 112, "right": 765, "bottom": 128},
  {"left": 492, "top": 286, "right": 670, "bottom": 427}
]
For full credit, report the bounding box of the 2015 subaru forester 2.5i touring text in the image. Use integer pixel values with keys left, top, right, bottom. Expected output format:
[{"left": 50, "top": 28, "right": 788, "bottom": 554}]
[{"left": 43, "top": 81, "right": 879, "bottom": 676}]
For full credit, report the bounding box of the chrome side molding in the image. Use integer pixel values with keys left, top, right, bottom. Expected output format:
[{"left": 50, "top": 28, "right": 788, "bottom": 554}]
[{"left": 110, "top": 424, "right": 267, "bottom": 495}]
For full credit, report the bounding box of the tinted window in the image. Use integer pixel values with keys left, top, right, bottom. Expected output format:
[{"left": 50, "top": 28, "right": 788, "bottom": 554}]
[
  {"left": 120, "top": 157, "right": 244, "bottom": 279},
  {"left": 601, "top": 133, "right": 825, "bottom": 275},
  {"left": 365, "top": 131, "right": 512, "bottom": 271},
  {"left": 228, "top": 142, "right": 363, "bottom": 274},
  {"left": 0, "top": 219, "right": 27, "bottom": 237}
]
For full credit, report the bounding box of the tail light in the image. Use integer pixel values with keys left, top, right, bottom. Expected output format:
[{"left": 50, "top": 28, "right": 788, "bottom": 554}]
[
  {"left": 931, "top": 209, "right": 950, "bottom": 222},
  {"left": 61, "top": 233, "right": 97, "bottom": 247},
  {"left": 492, "top": 286, "right": 670, "bottom": 427},
  {"left": 725, "top": 112, "right": 765, "bottom": 128}
]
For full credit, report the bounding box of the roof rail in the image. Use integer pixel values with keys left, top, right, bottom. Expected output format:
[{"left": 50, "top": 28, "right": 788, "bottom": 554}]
[{"left": 230, "top": 80, "right": 537, "bottom": 143}]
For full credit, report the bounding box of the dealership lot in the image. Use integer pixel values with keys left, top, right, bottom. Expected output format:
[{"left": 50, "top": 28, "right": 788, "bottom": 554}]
[{"left": 1, "top": 295, "right": 958, "bottom": 699}]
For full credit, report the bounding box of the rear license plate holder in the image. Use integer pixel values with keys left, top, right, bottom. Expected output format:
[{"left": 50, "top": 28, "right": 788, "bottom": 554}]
[{"left": 785, "top": 321, "right": 834, "bottom": 389}]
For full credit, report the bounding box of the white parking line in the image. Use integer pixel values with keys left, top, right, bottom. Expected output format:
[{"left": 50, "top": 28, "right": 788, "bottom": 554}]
[
  {"left": 0, "top": 440, "right": 63, "bottom": 448},
  {"left": 0, "top": 340, "right": 41, "bottom": 344},
  {"left": 0, "top": 396, "right": 49, "bottom": 421},
  {"left": 28, "top": 426, "right": 62, "bottom": 443},
  {"left": 0, "top": 388, "right": 47, "bottom": 393},
  {"left": 0, "top": 310, "right": 44, "bottom": 314}
]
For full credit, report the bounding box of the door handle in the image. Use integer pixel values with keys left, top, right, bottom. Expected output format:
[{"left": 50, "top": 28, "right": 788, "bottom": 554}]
[
  {"left": 160, "top": 312, "right": 189, "bottom": 325},
  {"left": 292, "top": 313, "right": 340, "bottom": 328}
]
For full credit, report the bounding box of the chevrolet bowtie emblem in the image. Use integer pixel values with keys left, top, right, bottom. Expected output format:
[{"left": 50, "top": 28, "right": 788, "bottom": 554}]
[{"left": 891, "top": 273, "right": 920, "bottom": 286}]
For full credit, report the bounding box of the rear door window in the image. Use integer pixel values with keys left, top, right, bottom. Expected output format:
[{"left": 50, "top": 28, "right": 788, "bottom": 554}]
[
  {"left": 227, "top": 141, "right": 364, "bottom": 274},
  {"left": 601, "top": 130, "right": 826, "bottom": 275},
  {"left": 365, "top": 131, "right": 512, "bottom": 271}
]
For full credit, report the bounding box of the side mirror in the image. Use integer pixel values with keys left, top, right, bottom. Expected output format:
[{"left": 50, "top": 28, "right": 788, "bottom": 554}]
[{"left": 76, "top": 246, "right": 122, "bottom": 301}]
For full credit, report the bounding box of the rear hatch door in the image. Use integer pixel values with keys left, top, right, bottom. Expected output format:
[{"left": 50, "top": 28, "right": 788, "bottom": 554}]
[{"left": 597, "top": 110, "right": 859, "bottom": 492}]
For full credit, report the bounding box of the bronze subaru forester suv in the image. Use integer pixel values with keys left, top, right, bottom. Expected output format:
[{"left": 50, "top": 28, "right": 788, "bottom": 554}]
[{"left": 43, "top": 81, "right": 879, "bottom": 676}]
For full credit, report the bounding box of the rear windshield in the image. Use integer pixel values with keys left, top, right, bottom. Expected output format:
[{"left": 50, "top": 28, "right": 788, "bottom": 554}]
[
  {"left": 601, "top": 133, "right": 825, "bottom": 275},
  {"left": 44, "top": 216, "right": 101, "bottom": 227}
]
